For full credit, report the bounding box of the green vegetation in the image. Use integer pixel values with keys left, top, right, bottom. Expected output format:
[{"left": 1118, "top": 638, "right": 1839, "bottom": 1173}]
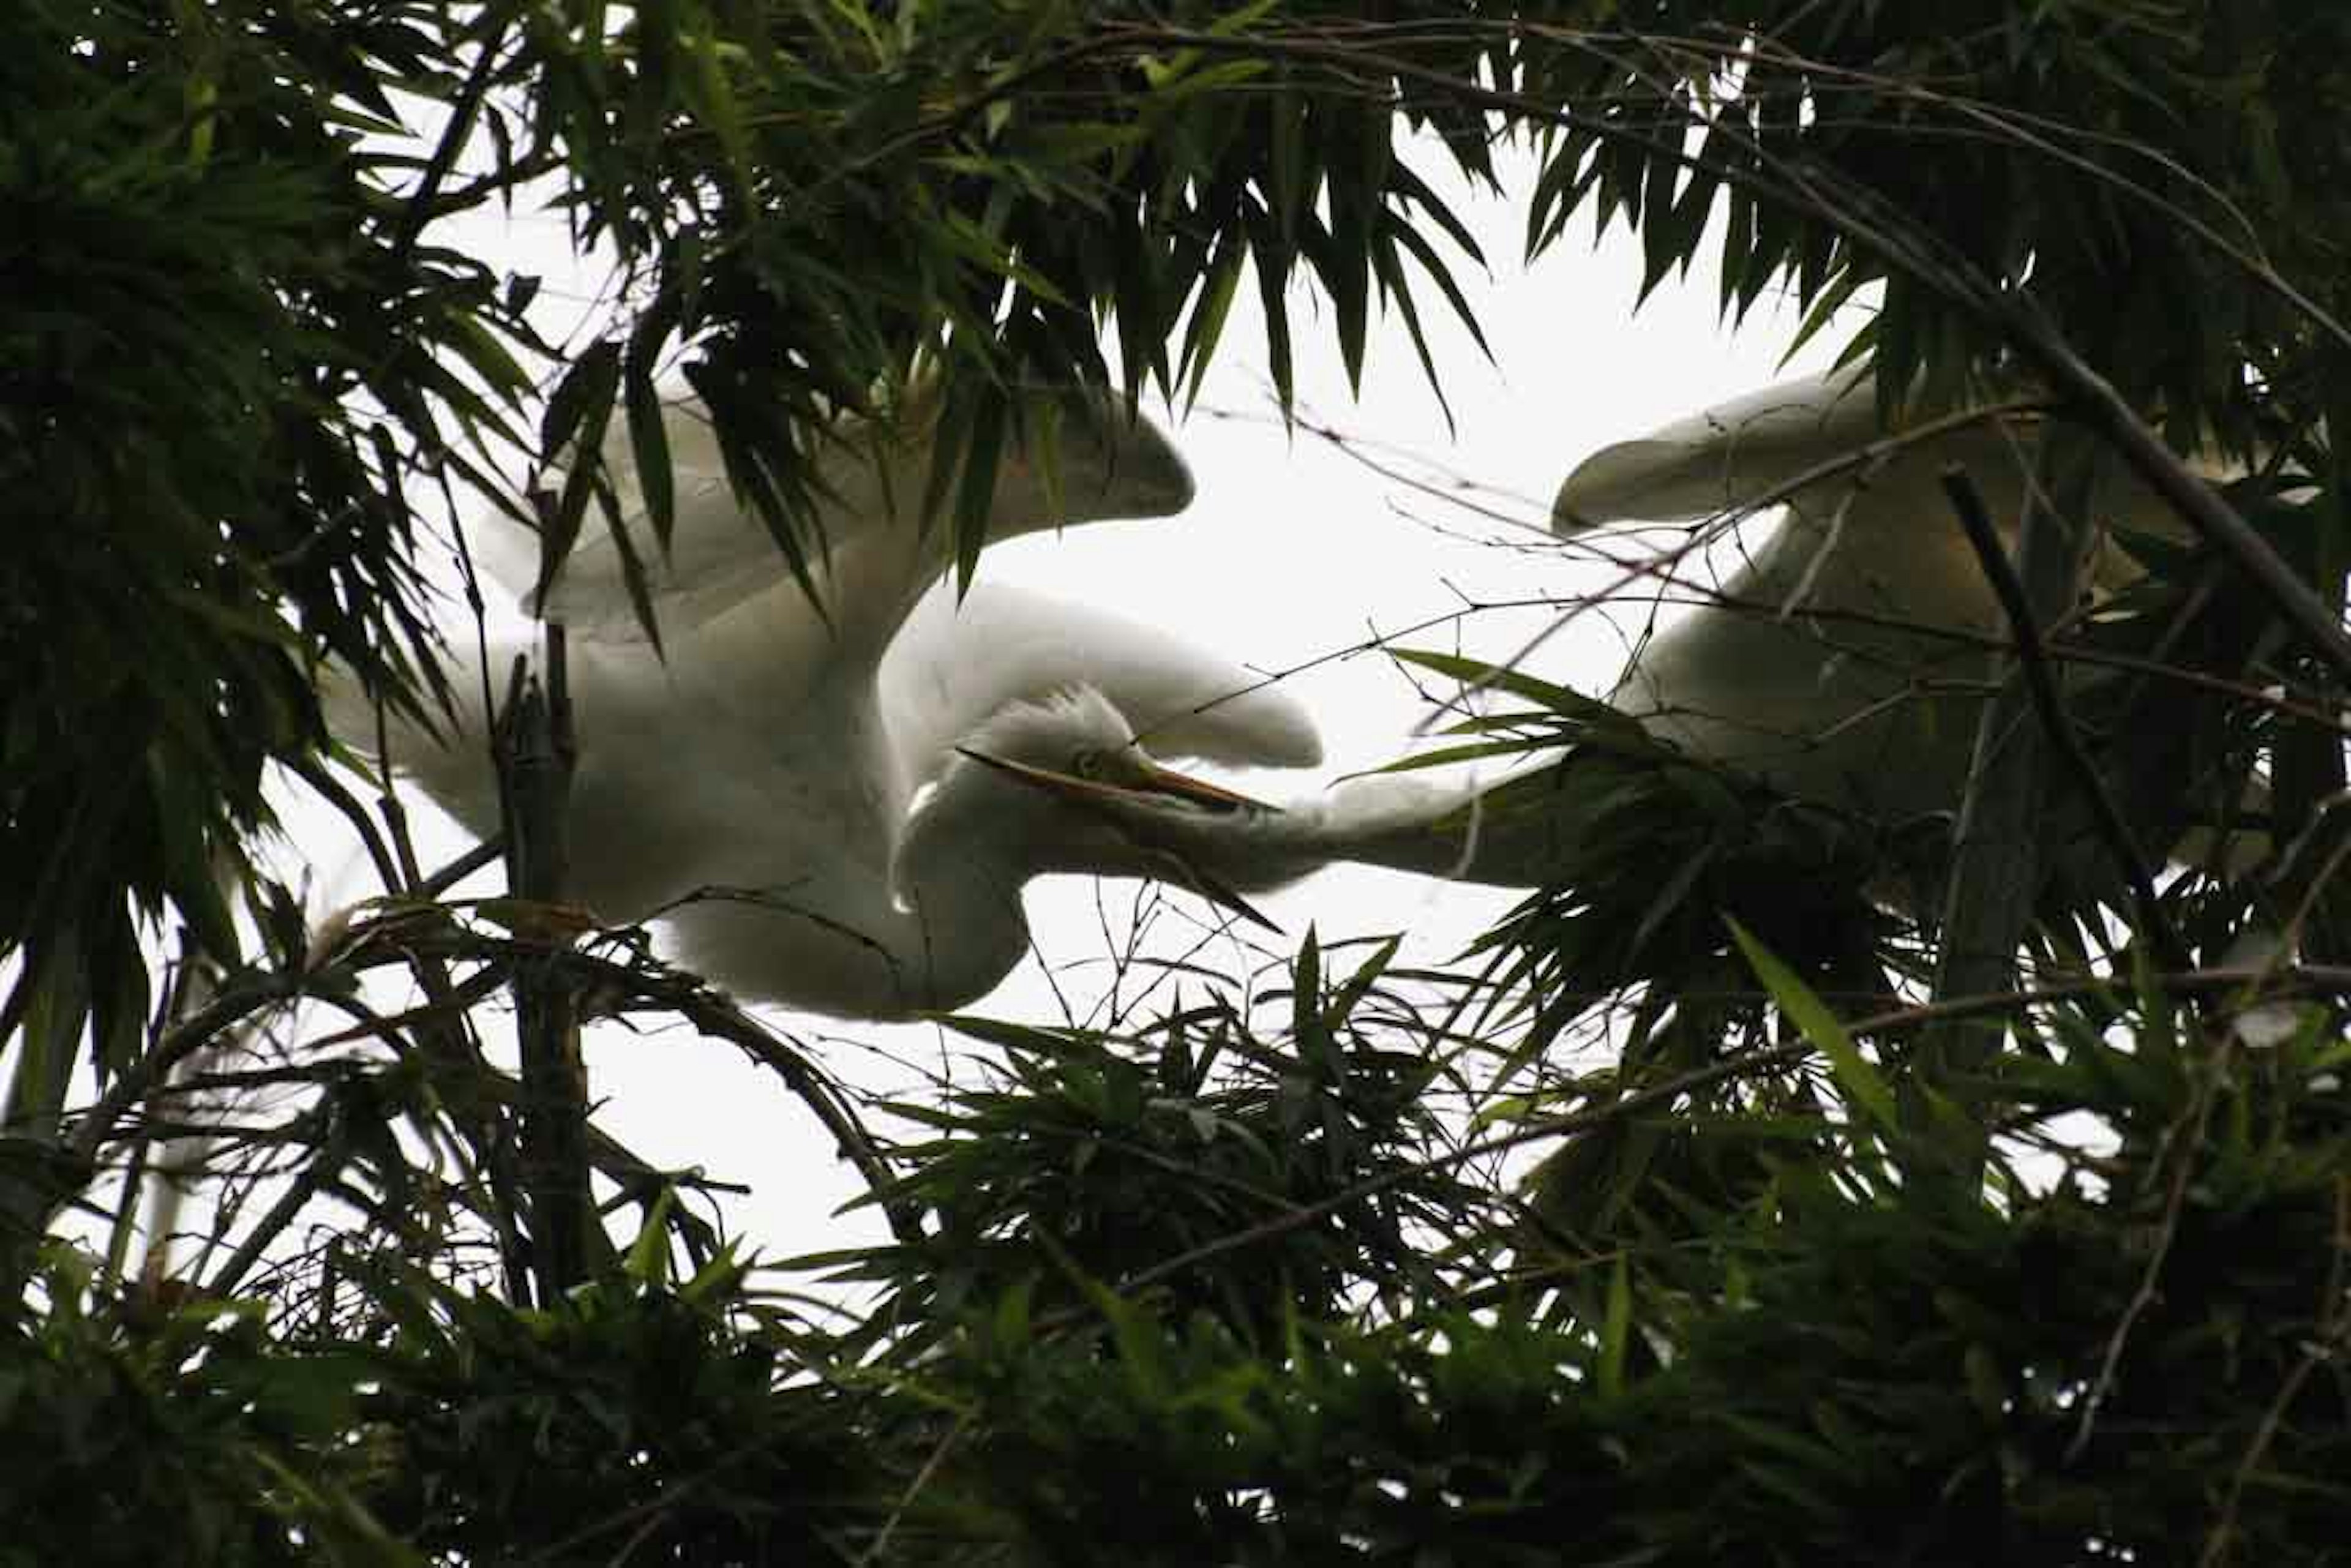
[{"left": 4, "top": 3, "right": 2347, "bottom": 1561}]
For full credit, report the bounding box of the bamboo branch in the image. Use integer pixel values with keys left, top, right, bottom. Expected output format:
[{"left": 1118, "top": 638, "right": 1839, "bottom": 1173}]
[
  {"left": 1094, "top": 961, "right": 2351, "bottom": 1307},
  {"left": 1940, "top": 466, "right": 2189, "bottom": 971},
  {"left": 497, "top": 631, "right": 596, "bottom": 1299},
  {"left": 1918, "top": 429, "right": 2102, "bottom": 1097}
]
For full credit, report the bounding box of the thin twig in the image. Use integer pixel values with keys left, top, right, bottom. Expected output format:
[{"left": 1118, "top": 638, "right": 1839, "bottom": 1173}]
[
  {"left": 2066, "top": 1032, "right": 2236, "bottom": 1463},
  {"left": 206, "top": 1103, "right": 350, "bottom": 1299},
  {"left": 858, "top": 1416, "right": 972, "bottom": 1568},
  {"left": 2198, "top": 1176, "right": 2351, "bottom": 1566},
  {"left": 549, "top": 949, "right": 926, "bottom": 1247},
  {"left": 1941, "top": 466, "right": 2189, "bottom": 970},
  {"left": 1093, "top": 963, "right": 2351, "bottom": 1307},
  {"left": 70, "top": 977, "right": 301, "bottom": 1166}
]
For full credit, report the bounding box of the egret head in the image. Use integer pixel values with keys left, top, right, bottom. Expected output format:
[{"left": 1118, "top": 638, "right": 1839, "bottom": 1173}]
[{"left": 914, "top": 685, "right": 1283, "bottom": 930}]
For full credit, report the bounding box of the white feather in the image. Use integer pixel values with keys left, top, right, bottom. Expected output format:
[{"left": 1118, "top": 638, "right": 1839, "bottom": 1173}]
[{"left": 340, "top": 390, "right": 1320, "bottom": 1020}]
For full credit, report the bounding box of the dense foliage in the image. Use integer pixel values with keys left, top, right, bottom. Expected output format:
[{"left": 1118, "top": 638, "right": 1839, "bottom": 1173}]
[{"left": 4, "top": 2, "right": 2348, "bottom": 1562}]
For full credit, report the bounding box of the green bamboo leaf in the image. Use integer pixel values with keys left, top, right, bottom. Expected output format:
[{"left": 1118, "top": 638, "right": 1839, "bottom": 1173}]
[
  {"left": 951, "top": 387, "right": 1007, "bottom": 589},
  {"left": 1387, "top": 216, "right": 1493, "bottom": 363},
  {"left": 1727, "top": 917, "right": 1897, "bottom": 1129},
  {"left": 1179, "top": 227, "right": 1245, "bottom": 410},
  {"left": 937, "top": 1013, "right": 1086, "bottom": 1057},
  {"left": 1388, "top": 648, "right": 1643, "bottom": 730},
  {"left": 1355, "top": 738, "right": 1547, "bottom": 775},
  {"left": 1325, "top": 934, "right": 1403, "bottom": 1029},
  {"left": 1720, "top": 182, "right": 1757, "bottom": 321},
  {"left": 1149, "top": 58, "right": 1269, "bottom": 104},
  {"left": 992, "top": 1274, "right": 1036, "bottom": 1347},
  {"left": 1204, "top": 0, "right": 1281, "bottom": 36},
  {"left": 541, "top": 356, "right": 621, "bottom": 612},
  {"left": 1525, "top": 130, "right": 1591, "bottom": 258},
  {"left": 935, "top": 210, "right": 1071, "bottom": 306},
  {"left": 623, "top": 1187, "right": 675, "bottom": 1283},
  {"left": 446, "top": 313, "right": 532, "bottom": 399},
  {"left": 1597, "top": 1253, "right": 1633, "bottom": 1398},
  {"left": 1291, "top": 925, "right": 1323, "bottom": 1052},
  {"left": 541, "top": 337, "right": 622, "bottom": 462},
  {"left": 1248, "top": 208, "right": 1296, "bottom": 411},
  {"left": 1370, "top": 235, "right": 1453, "bottom": 430},
  {"left": 622, "top": 354, "right": 673, "bottom": 552},
  {"left": 1317, "top": 216, "right": 1370, "bottom": 391},
  {"left": 1267, "top": 90, "right": 1306, "bottom": 247},
  {"left": 591, "top": 476, "right": 666, "bottom": 656},
  {"left": 682, "top": 12, "right": 751, "bottom": 179}
]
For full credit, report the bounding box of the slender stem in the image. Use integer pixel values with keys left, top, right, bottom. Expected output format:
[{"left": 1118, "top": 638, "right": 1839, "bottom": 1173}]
[
  {"left": 2270, "top": 381, "right": 2351, "bottom": 961},
  {"left": 499, "top": 628, "right": 594, "bottom": 1299},
  {"left": 369, "top": 645, "right": 534, "bottom": 1302},
  {"left": 1918, "top": 427, "right": 2099, "bottom": 1111},
  {"left": 1940, "top": 465, "right": 2189, "bottom": 970},
  {"left": 205, "top": 1104, "right": 350, "bottom": 1300},
  {"left": 1089, "top": 961, "right": 2351, "bottom": 1310}
]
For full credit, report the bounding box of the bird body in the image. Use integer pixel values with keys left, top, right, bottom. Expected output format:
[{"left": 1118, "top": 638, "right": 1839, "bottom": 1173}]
[
  {"left": 1553, "top": 365, "right": 2206, "bottom": 826},
  {"left": 342, "top": 388, "right": 1321, "bottom": 1020},
  {"left": 354, "top": 367, "right": 2246, "bottom": 1021},
  {"left": 1021, "top": 367, "right": 2251, "bottom": 909}
]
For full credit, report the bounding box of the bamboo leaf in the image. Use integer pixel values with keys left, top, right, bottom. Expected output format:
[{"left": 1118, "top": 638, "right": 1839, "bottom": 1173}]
[
  {"left": 1597, "top": 1253, "right": 1633, "bottom": 1398},
  {"left": 1728, "top": 918, "right": 1897, "bottom": 1129}
]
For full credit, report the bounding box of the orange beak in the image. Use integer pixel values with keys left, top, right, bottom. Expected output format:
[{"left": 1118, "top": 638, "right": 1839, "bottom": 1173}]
[
  {"left": 954, "top": 748, "right": 1279, "bottom": 816},
  {"left": 956, "top": 746, "right": 1286, "bottom": 932}
]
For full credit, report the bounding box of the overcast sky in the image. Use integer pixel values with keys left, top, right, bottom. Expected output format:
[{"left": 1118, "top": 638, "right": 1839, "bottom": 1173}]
[{"left": 296, "top": 140, "right": 1856, "bottom": 1265}]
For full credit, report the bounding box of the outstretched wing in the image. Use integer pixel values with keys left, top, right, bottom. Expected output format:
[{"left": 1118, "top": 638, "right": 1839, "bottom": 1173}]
[
  {"left": 536, "top": 388, "right": 1199, "bottom": 644},
  {"left": 1554, "top": 365, "right": 2231, "bottom": 565},
  {"left": 1551, "top": 366, "right": 1880, "bottom": 530},
  {"left": 532, "top": 395, "right": 883, "bottom": 641},
  {"left": 878, "top": 577, "right": 1322, "bottom": 789}
]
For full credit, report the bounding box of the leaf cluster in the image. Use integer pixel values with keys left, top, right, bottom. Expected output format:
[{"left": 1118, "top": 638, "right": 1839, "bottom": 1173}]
[
  {"left": 9, "top": 959, "right": 2349, "bottom": 1563},
  {"left": 1522, "top": 1, "right": 2351, "bottom": 444},
  {"left": 514, "top": 0, "right": 1507, "bottom": 601},
  {"left": 1, "top": 2, "right": 545, "bottom": 1152},
  {"left": 9, "top": 2, "right": 2351, "bottom": 1562},
  {"left": 824, "top": 934, "right": 1489, "bottom": 1352}
]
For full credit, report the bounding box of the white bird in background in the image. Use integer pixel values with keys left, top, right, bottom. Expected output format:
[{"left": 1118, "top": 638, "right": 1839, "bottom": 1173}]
[
  {"left": 342, "top": 386, "right": 1322, "bottom": 1020},
  {"left": 1003, "top": 365, "right": 2251, "bottom": 904},
  {"left": 1549, "top": 364, "right": 2205, "bottom": 827}
]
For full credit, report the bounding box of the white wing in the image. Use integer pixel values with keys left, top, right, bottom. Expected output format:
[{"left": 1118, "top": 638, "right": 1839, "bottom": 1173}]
[
  {"left": 1551, "top": 367, "right": 1881, "bottom": 530},
  {"left": 1553, "top": 366, "right": 2232, "bottom": 546},
  {"left": 879, "top": 577, "right": 1322, "bottom": 787},
  {"left": 534, "top": 396, "right": 919, "bottom": 641},
  {"left": 536, "top": 389, "right": 1198, "bottom": 643}
]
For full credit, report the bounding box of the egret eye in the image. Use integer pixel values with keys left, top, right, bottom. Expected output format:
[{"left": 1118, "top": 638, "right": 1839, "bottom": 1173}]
[{"left": 1070, "top": 748, "right": 1104, "bottom": 779}]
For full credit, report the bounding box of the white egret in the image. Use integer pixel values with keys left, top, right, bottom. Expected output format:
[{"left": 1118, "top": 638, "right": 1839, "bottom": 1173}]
[
  {"left": 1550, "top": 364, "right": 2212, "bottom": 827},
  {"left": 998, "top": 366, "right": 2256, "bottom": 902},
  {"left": 338, "top": 387, "right": 1322, "bottom": 1020}
]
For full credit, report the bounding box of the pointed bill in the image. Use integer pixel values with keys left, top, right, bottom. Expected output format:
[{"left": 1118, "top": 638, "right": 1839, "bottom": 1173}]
[
  {"left": 955, "top": 746, "right": 1286, "bottom": 933},
  {"left": 954, "top": 747, "right": 1278, "bottom": 815}
]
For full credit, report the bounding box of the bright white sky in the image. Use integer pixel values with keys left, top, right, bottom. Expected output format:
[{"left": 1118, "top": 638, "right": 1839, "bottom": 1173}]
[{"left": 284, "top": 141, "right": 1856, "bottom": 1265}]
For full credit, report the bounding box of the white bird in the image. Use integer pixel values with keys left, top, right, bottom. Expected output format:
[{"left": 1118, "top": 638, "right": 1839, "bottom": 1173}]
[
  {"left": 339, "top": 386, "right": 1322, "bottom": 1020},
  {"left": 1550, "top": 364, "right": 2207, "bottom": 828},
  {"left": 1001, "top": 366, "right": 2253, "bottom": 904}
]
